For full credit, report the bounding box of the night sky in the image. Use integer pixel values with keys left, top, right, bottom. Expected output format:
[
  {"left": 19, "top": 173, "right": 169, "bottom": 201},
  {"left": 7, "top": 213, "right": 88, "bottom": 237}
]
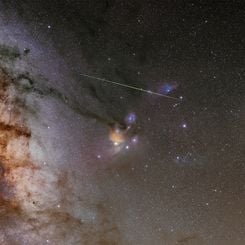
[{"left": 0, "top": 1, "right": 244, "bottom": 244}]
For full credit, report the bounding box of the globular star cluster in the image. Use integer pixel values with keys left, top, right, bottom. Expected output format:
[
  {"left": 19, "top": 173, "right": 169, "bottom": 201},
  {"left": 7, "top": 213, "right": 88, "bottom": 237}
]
[{"left": 0, "top": 1, "right": 244, "bottom": 245}]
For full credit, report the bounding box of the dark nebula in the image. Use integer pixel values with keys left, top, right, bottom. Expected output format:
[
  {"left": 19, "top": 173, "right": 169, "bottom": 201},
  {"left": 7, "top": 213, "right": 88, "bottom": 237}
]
[{"left": 0, "top": 1, "right": 244, "bottom": 244}]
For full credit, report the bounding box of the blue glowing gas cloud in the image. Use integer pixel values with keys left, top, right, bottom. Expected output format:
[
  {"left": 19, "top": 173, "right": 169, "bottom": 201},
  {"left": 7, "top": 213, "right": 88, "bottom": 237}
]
[
  {"left": 125, "top": 112, "right": 137, "bottom": 125},
  {"left": 160, "top": 82, "right": 178, "bottom": 95}
]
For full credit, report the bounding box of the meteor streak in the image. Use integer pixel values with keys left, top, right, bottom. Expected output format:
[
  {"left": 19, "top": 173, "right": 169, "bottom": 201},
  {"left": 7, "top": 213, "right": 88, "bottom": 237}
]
[{"left": 80, "top": 73, "right": 180, "bottom": 100}]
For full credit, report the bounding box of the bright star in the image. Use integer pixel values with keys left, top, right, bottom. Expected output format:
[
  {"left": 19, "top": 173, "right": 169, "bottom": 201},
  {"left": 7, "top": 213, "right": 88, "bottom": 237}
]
[{"left": 182, "top": 123, "right": 187, "bottom": 128}]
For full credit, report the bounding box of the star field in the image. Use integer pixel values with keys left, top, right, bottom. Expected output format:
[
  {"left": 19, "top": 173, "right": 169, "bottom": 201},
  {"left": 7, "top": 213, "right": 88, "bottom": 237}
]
[{"left": 0, "top": 1, "right": 244, "bottom": 244}]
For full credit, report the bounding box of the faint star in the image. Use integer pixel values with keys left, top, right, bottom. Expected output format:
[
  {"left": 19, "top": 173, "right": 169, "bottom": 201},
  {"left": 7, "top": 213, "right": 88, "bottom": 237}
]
[{"left": 131, "top": 136, "right": 138, "bottom": 144}]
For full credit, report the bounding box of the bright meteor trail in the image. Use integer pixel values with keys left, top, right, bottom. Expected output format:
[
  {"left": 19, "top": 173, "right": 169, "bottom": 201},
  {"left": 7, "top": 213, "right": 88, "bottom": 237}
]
[{"left": 80, "top": 73, "right": 180, "bottom": 100}]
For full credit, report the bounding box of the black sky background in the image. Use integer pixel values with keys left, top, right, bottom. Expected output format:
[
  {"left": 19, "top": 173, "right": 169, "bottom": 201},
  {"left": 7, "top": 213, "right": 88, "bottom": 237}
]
[{"left": 5, "top": 0, "right": 243, "bottom": 128}]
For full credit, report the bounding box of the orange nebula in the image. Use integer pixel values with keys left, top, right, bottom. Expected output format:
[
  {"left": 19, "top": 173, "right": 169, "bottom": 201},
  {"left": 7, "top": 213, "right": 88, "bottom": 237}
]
[{"left": 109, "top": 126, "right": 126, "bottom": 145}]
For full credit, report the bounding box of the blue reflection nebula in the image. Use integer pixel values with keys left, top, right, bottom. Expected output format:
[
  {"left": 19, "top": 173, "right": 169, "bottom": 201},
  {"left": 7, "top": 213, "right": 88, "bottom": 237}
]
[
  {"left": 125, "top": 112, "right": 137, "bottom": 124},
  {"left": 160, "top": 82, "right": 178, "bottom": 95}
]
